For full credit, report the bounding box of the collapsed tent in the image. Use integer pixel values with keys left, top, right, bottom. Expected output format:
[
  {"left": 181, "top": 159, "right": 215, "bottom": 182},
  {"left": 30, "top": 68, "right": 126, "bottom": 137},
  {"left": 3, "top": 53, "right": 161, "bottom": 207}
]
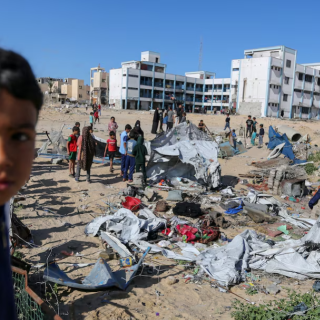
[
  {"left": 196, "top": 216, "right": 320, "bottom": 286},
  {"left": 267, "top": 126, "right": 306, "bottom": 164},
  {"left": 146, "top": 122, "right": 221, "bottom": 188},
  {"left": 44, "top": 248, "right": 150, "bottom": 290}
]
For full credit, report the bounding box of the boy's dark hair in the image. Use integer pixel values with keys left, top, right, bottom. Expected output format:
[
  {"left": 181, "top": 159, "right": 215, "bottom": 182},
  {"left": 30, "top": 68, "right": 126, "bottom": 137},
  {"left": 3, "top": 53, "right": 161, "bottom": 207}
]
[
  {"left": 183, "top": 112, "right": 186, "bottom": 116},
  {"left": 90, "top": 112, "right": 93, "bottom": 115},
  {"left": 260, "top": 124, "right": 263, "bottom": 127},
  {"left": 200, "top": 120, "right": 203, "bottom": 122},
  {"left": 125, "top": 124, "right": 132, "bottom": 130},
  {"left": 111, "top": 116, "right": 115, "bottom": 120},
  {"left": 129, "top": 131, "right": 135, "bottom": 138},
  {"left": 73, "top": 126, "right": 80, "bottom": 132},
  {"left": 75, "top": 122, "right": 80, "bottom": 126},
  {"left": 253, "top": 117, "right": 256, "bottom": 120},
  {"left": 109, "top": 131, "right": 115, "bottom": 136},
  {"left": 232, "top": 129, "right": 235, "bottom": 132},
  {"left": 248, "top": 115, "right": 252, "bottom": 118},
  {"left": 0, "top": 48, "right": 43, "bottom": 112}
]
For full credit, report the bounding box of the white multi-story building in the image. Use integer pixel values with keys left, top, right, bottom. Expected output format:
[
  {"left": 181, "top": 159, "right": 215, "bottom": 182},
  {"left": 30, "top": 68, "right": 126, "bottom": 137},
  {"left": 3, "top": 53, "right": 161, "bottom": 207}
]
[
  {"left": 231, "top": 46, "right": 320, "bottom": 119},
  {"left": 109, "top": 51, "right": 230, "bottom": 112}
]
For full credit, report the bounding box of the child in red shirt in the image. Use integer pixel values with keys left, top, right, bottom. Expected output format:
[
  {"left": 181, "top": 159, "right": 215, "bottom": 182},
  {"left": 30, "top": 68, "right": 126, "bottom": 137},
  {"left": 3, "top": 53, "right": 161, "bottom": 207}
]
[
  {"left": 67, "top": 126, "right": 79, "bottom": 177},
  {"left": 94, "top": 110, "right": 99, "bottom": 123},
  {"left": 103, "top": 131, "right": 117, "bottom": 172}
]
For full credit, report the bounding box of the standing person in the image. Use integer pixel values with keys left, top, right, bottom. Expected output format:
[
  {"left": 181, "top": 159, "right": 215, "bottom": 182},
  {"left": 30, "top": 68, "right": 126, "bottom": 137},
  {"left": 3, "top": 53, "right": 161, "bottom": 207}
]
[
  {"left": 119, "top": 124, "right": 132, "bottom": 177},
  {"left": 252, "top": 117, "right": 258, "bottom": 132},
  {"left": 180, "top": 112, "right": 187, "bottom": 123},
  {"left": 108, "top": 116, "right": 118, "bottom": 136},
  {"left": 258, "top": 124, "right": 264, "bottom": 148},
  {"left": 232, "top": 129, "right": 237, "bottom": 150},
  {"left": 281, "top": 109, "right": 284, "bottom": 118},
  {"left": 67, "top": 126, "right": 79, "bottom": 177},
  {"left": 167, "top": 106, "right": 174, "bottom": 132},
  {"left": 132, "top": 120, "right": 144, "bottom": 139},
  {"left": 98, "top": 104, "right": 101, "bottom": 116},
  {"left": 89, "top": 112, "right": 94, "bottom": 128},
  {"left": 251, "top": 128, "right": 257, "bottom": 146},
  {"left": 94, "top": 109, "right": 99, "bottom": 123},
  {"left": 174, "top": 107, "right": 179, "bottom": 126},
  {"left": 75, "top": 126, "right": 96, "bottom": 183},
  {"left": 123, "top": 131, "right": 137, "bottom": 182},
  {"left": 178, "top": 104, "right": 183, "bottom": 123},
  {"left": 159, "top": 109, "right": 164, "bottom": 132},
  {"left": 246, "top": 115, "right": 253, "bottom": 138},
  {"left": 151, "top": 107, "right": 160, "bottom": 134},
  {"left": 0, "top": 48, "right": 43, "bottom": 320},
  {"left": 214, "top": 107, "right": 217, "bottom": 115},
  {"left": 133, "top": 136, "right": 148, "bottom": 184},
  {"left": 103, "top": 131, "right": 117, "bottom": 173},
  {"left": 163, "top": 111, "right": 168, "bottom": 132},
  {"left": 85, "top": 103, "right": 88, "bottom": 111},
  {"left": 224, "top": 114, "right": 231, "bottom": 131}
]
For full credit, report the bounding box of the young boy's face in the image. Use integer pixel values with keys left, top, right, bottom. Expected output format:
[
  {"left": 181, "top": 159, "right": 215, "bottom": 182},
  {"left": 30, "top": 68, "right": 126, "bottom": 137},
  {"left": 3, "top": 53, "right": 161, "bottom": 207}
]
[
  {"left": 0, "top": 90, "right": 37, "bottom": 206},
  {"left": 110, "top": 135, "right": 115, "bottom": 139},
  {"left": 125, "top": 129, "right": 130, "bottom": 133},
  {"left": 73, "top": 130, "right": 79, "bottom": 135}
]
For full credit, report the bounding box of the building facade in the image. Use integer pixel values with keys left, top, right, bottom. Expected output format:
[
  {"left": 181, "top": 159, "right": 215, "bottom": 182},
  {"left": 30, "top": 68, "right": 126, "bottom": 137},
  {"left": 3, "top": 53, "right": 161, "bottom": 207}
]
[
  {"left": 109, "top": 51, "right": 230, "bottom": 112},
  {"left": 231, "top": 46, "right": 320, "bottom": 119},
  {"left": 90, "top": 66, "right": 108, "bottom": 105}
]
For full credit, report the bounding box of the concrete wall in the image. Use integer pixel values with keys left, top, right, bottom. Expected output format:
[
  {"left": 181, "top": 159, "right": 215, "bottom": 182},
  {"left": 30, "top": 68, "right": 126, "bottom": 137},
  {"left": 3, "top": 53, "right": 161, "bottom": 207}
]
[
  {"left": 61, "top": 84, "right": 72, "bottom": 98},
  {"left": 238, "top": 102, "right": 263, "bottom": 117},
  {"left": 109, "top": 69, "right": 122, "bottom": 101}
]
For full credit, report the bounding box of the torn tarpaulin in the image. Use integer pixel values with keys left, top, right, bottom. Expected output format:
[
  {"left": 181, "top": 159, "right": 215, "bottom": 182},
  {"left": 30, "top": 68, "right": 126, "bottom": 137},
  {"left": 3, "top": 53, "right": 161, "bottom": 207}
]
[{"left": 44, "top": 247, "right": 150, "bottom": 290}]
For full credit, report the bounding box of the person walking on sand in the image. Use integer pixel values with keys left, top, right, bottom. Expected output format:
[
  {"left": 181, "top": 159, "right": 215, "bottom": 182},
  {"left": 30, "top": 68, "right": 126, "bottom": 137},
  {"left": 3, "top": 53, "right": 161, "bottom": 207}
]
[
  {"left": 224, "top": 114, "right": 230, "bottom": 131},
  {"left": 108, "top": 116, "right": 118, "bottom": 136},
  {"left": 258, "top": 124, "right": 264, "bottom": 148},
  {"left": 246, "top": 115, "right": 253, "bottom": 138},
  {"left": 75, "top": 126, "right": 96, "bottom": 183},
  {"left": 98, "top": 104, "right": 101, "bottom": 116},
  {"left": 123, "top": 131, "right": 137, "bottom": 182},
  {"left": 133, "top": 136, "right": 148, "bottom": 184},
  {"left": 103, "top": 131, "right": 117, "bottom": 173},
  {"left": 119, "top": 124, "right": 132, "bottom": 176},
  {"left": 67, "top": 126, "right": 79, "bottom": 177},
  {"left": 151, "top": 107, "right": 160, "bottom": 134}
]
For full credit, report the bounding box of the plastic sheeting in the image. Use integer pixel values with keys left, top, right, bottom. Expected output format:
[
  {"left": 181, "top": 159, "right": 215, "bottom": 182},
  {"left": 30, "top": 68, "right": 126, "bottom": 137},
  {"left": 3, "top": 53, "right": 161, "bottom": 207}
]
[
  {"left": 147, "top": 139, "right": 221, "bottom": 188},
  {"left": 267, "top": 126, "right": 306, "bottom": 165},
  {"left": 44, "top": 247, "right": 150, "bottom": 290},
  {"left": 85, "top": 208, "right": 166, "bottom": 242},
  {"left": 196, "top": 217, "right": 320, "bottom": 286}
]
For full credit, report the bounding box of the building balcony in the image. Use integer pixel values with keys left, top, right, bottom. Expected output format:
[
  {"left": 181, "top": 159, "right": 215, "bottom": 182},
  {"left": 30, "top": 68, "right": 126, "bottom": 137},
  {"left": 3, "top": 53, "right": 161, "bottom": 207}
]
[
  {"left": 186, "top": 87, "right": 194, "bottom": 91},
  {"left": 154, "top": 94, "right": 163, "bottom": 99},
  {"left": 154, "top": 82, "right": 163, "bottom": 88},
  {"left": 175, "top": 85, "right": 184, "bottom": 90},
  {"left": 185, "top": 97, "right": 193, "bottom": 102},
  {"left": 141, "top": 93, "right": 152, "bottom": 98},
  {"left": 195, "top": 98, "right": 202, "bottom": 102},
  {"left": 141, "top": 81, "right": 152, "bottom": 86}
]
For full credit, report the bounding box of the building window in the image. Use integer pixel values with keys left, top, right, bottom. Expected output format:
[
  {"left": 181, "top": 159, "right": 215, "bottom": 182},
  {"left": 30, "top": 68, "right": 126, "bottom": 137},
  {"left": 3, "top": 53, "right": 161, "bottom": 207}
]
[
  {"left": 102, "top": 79, "right": 106, "bottom": 82},
  {"left": 305, "top": 74, "right": 313, "bottom": 83},
  {"left": 79, "top": 85, "right": 82, "bottom": 89},
  {"left": 286, "top": 60, "right": 291, "bottom": 68},
  {"left": 232, "top": 68, "right": 239, "bottom": 71},
  {"left": 298, "top": 73, "right": 304, "bottom": 81},
  {"left": 129, "top": 75, "right": 138, "bottom": 78},
  {"left": 302, "top": 107, "right": 309, "bottom": 114},
  {"left": 79, "top": 94, "right": 82, "bottom": 98},
  {"left": 284, "top": 77, "right": 289, "bottom": 84},
  {"left": 87, "top": 91, "right": 90, "bottom": 95},
  {"left": 156, "top": 58, "right": 159, "bottom": 63},
  {"left": 283, "top": 94, "right": 288, "bottom": 101}
]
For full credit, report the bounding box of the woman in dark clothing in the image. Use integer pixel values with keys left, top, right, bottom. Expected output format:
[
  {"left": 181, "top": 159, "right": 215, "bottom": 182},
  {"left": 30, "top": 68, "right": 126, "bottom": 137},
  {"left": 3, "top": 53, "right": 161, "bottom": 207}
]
[
  {"left": 151, "top": 107, "right": 159, "bottom": 134},
  {"left": 159, "top": 110, "right": 164, "bottom": 132},
  {"left": 133, "top": 120, "right": 144, "bottom": 139},
  {"left": 75, "top": 126, "right": 96, "bottom": 183}
]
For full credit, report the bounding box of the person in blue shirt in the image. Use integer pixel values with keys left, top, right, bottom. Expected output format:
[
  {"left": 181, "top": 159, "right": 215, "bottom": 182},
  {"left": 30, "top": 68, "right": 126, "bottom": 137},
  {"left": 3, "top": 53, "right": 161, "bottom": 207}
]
[
  {"left": 89, "top": 112, "right": 94, "bottom": 128},
  {"left": 309, "top": 189, "right": 320, "bottom": 210},
  {"left": 123, "top": 131, "right": 137, "bottom": 182},
  {"left": 232, "top": 129, "right": 237, "bottom": 150},
  {"left": 119, "top": 124, "right": 132, "bottom": 177},
  {"left": 0, "top": 48, "right": 43, "bottom": 320}
]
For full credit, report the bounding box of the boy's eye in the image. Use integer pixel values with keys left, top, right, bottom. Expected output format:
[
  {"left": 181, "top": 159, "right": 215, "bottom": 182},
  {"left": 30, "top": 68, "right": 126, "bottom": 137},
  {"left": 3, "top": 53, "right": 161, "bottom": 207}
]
[{"left": 12, "top": 132, "right": 31, "bottom": 142}]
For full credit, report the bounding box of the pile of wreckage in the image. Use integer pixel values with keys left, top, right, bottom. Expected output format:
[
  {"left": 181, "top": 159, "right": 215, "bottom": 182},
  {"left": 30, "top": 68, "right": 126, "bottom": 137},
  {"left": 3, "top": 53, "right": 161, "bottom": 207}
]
[{"left": 40, "top": 122, "right": 320, "bottom": 293}]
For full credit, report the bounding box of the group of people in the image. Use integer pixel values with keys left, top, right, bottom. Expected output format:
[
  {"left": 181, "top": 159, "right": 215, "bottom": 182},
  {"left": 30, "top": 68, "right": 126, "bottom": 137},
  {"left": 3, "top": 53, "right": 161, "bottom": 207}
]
[
  {"left": 224, "top": 114, "right": 265, "bottom": 149},
  {"left": 151, "top": 104, "right": 187, "bottom": 134}
]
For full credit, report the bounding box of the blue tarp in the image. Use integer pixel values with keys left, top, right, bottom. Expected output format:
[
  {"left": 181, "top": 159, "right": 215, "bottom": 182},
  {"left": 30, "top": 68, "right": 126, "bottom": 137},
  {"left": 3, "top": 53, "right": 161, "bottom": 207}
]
[
  {"left": 225, "top": 202, "right": 243, "bottom": 214},
  {"left": 267, "top": 126, "right": 306, "bottom": 165}
]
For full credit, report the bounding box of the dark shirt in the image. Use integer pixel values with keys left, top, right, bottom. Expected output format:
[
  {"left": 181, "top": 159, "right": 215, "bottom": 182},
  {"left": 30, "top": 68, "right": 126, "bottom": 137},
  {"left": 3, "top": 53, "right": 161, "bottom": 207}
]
[
  {"left": 0, "top": 205, "right": 17, "bottom": 319},
  {"left": 225, "top": 117, "right": 230, "bottom": 123},
  {"left": 246, "top": 119, "right": 253, "bottom": 127},
  {"left": 198, "top": 123, "right": 205, "bottom": 131},
  {"left": 309, "top": 189, "right": 320, "bottom": 209},
  {"left": 259, "top": 128, "right": 265, "bottom": 136}
]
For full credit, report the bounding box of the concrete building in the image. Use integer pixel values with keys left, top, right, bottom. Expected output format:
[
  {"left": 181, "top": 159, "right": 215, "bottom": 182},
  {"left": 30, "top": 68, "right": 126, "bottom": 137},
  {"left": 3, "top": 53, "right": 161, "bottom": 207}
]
[
  {"left": 71, "top": 79, "right": 90, "bottom": 102},
  {"left": 231, "top": 46, "right": 320, "bottom": 119},
  {"left": 37, "top": 77, "right": 64, "bottom": 94},
  {"left": 90, "top": 66, "right": 109, "bottom": 105},
  {"left": 109, "top": 51, "right": 230, "bottom": 112}
]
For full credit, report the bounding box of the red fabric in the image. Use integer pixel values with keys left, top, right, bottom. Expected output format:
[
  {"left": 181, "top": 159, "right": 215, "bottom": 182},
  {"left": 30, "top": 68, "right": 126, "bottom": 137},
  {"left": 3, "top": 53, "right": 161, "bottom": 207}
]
[
  {"left": 107, "top": 139, "right": 117, "bottom": 152},
  {"left": 98, "top": 105, "right": 101, "bottom": 110},
  {"left": 68, "top": 134, "right": 77, "bottom": 152},
  {"left": 94, "top": 111, "right": 99, "bottom": 118}
]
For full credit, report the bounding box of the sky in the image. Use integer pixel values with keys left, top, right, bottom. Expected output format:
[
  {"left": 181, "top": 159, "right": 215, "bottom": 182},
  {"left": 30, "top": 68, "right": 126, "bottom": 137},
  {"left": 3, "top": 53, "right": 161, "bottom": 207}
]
[{"left": 1, "top": 0, "right": 319, "bottom": 84}]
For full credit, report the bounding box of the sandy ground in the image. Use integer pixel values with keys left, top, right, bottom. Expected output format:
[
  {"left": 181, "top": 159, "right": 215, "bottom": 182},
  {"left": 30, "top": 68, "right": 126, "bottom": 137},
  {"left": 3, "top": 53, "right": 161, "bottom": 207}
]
[{"left": 14, "top": 107, "right": 320, "bottom": 320}]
